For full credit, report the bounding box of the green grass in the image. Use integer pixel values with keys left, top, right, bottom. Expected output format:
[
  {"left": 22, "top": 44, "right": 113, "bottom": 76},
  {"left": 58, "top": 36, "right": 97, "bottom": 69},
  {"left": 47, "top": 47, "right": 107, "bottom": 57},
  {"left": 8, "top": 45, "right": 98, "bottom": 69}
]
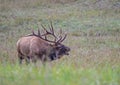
[
  {"left": 0, "top": 0, "right": 120, "bottom": 85},
  {"left": 0, "top": 64, "right": 120, "bottom": 85}
]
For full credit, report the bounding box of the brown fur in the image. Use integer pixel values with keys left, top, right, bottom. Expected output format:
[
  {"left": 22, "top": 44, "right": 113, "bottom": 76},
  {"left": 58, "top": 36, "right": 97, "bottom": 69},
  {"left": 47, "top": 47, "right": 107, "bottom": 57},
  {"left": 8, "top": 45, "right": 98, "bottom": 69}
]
[{"left": 17, "top": 35, "right": 70, "bottom": 64}]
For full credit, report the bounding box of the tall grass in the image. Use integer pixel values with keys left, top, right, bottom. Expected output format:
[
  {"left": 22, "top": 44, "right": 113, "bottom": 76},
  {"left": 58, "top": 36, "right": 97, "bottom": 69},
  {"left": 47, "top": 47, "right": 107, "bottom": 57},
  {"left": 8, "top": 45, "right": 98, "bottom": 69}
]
[{"left": 0, "top": 63, "right": 120, "bottom": 85}]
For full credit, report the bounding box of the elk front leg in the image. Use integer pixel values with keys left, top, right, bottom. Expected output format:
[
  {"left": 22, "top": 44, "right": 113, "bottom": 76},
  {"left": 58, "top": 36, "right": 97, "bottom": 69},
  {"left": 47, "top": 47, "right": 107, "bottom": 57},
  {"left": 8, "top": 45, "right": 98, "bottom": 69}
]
[
  {"left": 25, "top": 56, "right": 30, "bottom": 64},
  {"left": 41, "top": 55, "right": 47, "bottom": 66},
  {"left": 31, "top": 55, "right": 37, "bottom": 63},
  {"left": 18, "top": 53, "right": 23, "bottom": 64}
]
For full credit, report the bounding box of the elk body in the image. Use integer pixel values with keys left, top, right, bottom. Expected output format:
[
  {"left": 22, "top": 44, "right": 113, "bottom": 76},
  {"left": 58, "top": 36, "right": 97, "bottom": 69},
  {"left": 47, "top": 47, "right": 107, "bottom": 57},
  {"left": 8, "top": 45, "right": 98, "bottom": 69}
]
[{"left": 17, "top": 22, "right": 70, "bottom": 64}]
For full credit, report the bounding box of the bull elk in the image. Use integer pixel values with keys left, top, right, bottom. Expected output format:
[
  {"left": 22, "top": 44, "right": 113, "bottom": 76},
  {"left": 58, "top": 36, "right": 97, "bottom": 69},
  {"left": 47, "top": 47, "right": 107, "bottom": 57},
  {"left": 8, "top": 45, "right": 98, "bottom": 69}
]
[{"left": 17, "top": 21, "right": 70, "bottom": 64}]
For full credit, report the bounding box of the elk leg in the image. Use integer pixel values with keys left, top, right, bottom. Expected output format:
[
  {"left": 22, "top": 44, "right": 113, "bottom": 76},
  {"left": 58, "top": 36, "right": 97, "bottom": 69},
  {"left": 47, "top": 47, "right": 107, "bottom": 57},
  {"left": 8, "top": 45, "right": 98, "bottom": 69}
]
[
  {"left": 41, "top": 55, "right": 46, "bottom": 66},
  {"left": 31, "top": 56, "right": 37, "bottom": 63},
  {"left": 19, "top": 56, "right": 23, "bottom": 64},
  {"left": 25, "top": 56, "right": 30, "bottom": 64},
  {"left": 18, "top": 53, "right": 23, "bottom": 64}
]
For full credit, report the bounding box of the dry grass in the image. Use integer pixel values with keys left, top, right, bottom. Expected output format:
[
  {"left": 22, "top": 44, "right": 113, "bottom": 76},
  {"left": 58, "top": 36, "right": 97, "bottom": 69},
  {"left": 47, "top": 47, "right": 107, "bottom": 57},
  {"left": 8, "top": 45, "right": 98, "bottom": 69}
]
[{"left": 0, "top": 0, "right": 120, "bottom": 66}]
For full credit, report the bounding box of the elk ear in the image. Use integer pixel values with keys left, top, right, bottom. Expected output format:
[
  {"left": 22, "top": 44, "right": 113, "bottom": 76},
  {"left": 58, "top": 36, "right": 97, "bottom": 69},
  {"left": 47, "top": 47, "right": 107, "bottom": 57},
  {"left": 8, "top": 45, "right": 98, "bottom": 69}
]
[
  {"left": 55, "top": 45, "right": 61, "bottom": 50},
  {"left": 49, "top": 43, "right": 56, "bottom": 47},
  {"left": 51, "top": 43, "right": 61, "bottom": 50}
]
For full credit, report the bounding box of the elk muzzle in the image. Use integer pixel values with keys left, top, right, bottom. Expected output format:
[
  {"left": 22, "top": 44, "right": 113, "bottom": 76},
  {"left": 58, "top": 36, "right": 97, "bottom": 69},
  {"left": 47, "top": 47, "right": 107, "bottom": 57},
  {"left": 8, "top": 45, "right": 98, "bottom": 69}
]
[{"left": 57, "top": 45, "right": 70, "bottom": 56}]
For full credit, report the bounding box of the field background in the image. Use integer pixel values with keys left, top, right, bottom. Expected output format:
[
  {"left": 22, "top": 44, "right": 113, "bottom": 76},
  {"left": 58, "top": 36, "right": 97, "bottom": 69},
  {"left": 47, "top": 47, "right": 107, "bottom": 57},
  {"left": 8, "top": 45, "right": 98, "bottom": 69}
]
[{"left": 0, "top": 0, "right": 120, "bottom": 85}]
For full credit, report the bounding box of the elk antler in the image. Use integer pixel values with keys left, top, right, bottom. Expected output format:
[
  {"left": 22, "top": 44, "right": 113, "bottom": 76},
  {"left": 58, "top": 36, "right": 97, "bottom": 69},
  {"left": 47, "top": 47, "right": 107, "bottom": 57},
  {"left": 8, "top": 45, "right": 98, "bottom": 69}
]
[
  {"left": 32, "top": 21, "right": 67, "bottom": 44},
  {"left": 41, "top": 21, "right": 57, "bottom": 39},
  {"left": 56, "top": 33, "right": 67, "bottom": 43}
]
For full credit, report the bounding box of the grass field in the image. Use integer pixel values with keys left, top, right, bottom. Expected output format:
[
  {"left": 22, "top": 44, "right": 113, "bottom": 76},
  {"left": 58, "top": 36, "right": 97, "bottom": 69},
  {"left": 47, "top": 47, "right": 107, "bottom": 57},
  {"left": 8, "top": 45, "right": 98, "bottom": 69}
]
[{"left": 0, "top": 0, "right": 120, "bottom": 85}]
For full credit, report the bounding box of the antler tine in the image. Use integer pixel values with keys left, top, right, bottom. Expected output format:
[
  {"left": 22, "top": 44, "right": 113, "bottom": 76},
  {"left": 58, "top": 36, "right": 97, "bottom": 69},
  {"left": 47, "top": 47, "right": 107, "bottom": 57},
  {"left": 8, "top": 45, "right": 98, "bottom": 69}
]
[
  {"left": 56, "top": 29, "right": 63, "bottom": 43},
  {"left": 51, "top": 21, "right": 58, "bottom": 40},
  {"left": 57, "top": 35, "right": 62, "bottom": 43},
  {"left": 38, "top": 29, "right": 41, "bottom": 36},
  {"left": 59, "top": 34, "right": 67, "bottom": 43},
  {"left": 57, "top": 34, "right": 67, "bottom": 43},
  {"left": 41, "top": 24, "right": 47, "bottom": 31},
  {"left": 50, "top": 20, "right": 54, "bottom": 34},
  {"left": 41, "top": 24, "right": 50, "bottom": 34},
  {"left": 48, "top": 24, "right": 52, "bottom": 34},
  {"left": 32, "top": 30, "right": 35, "bottom": 35},
  {"left": 48, "top": 21, "right": 57, "bottom": 38}
]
